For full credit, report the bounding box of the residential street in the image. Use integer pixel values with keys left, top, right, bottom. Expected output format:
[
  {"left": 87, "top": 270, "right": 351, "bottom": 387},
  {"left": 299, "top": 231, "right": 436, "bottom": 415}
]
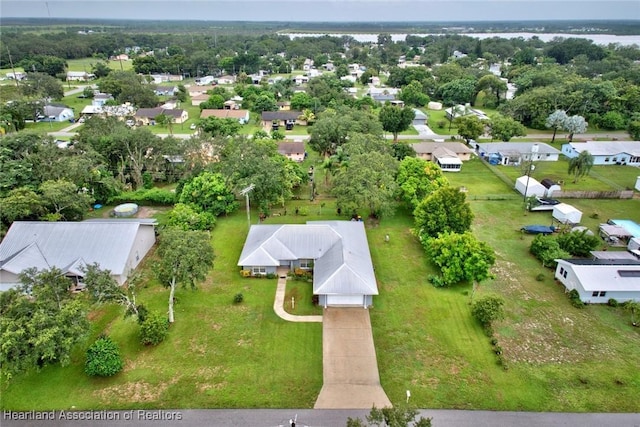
[{"left": 3, "top": 409, "right": 640, "bottom": 427}]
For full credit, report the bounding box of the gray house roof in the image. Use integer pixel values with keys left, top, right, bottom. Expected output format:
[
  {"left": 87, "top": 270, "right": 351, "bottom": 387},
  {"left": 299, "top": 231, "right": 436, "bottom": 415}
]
[
  {"left": 556, "top": 259, "right": 640, "bottom": 292},
  {"left": 237, "top": 221, "right": 378, "bottom": 296},
  {"left": 0, "top": 221, "right": 155, "bottom": 277},
  {"left": 477, "top": 142, "right": 560, "bottom": 155},
  {"left": 563, "top": 141, "right": 640, "bottom": 157}
]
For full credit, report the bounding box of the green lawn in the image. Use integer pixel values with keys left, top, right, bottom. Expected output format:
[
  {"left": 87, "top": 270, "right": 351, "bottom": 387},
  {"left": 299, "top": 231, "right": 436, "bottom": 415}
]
[
  {"left": 2, "top": 156, "right": 640, "bottom": 412},
  {"left": 67, "top": 57, "right": 133, "bottom": 72}
]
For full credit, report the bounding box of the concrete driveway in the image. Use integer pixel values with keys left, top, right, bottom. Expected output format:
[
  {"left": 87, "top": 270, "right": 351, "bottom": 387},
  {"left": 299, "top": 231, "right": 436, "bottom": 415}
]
[{"left": 314, "top": 308, "right": 392, "bottom": 409}]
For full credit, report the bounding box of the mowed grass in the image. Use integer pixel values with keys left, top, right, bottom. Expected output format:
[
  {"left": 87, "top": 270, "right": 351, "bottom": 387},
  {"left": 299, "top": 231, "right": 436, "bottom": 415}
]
[
  {"left": 67, "top": 58, "right": 133, "bottom": 72},
  {"left": 2, "top": 153, "right": 640, "bottom": 411}
]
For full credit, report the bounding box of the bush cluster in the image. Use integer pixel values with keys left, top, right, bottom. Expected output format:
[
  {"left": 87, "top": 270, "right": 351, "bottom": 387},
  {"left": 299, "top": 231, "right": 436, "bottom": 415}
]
[
  {"left": 568, "top": 289, "right": 585, "bottom": 309},
  {"left": 140, "top": 311, "right": 169, "bottom": 345},
  {"left": 108, "top": 188, "right": 176, "bottom": 206},
  {"left": 85, "top": 335, "right": 124, "bottom": 377},
  {"left": 529, "top": 234, "right": 570, "bottom": 268}
]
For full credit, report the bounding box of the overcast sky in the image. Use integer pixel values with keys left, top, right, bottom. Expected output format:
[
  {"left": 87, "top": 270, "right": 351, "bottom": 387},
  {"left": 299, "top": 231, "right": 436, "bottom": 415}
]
[{"left": 1, "top": 1, "right": 639, "bottom": 22}]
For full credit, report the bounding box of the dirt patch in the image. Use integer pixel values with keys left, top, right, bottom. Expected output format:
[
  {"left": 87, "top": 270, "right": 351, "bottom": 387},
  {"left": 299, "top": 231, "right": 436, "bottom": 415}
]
[
  {"left": 136, "top": 206, "right": 159, "bottom": 219},
  {"left": 95, "top": 381, "right": 166, "bottom": 404}
]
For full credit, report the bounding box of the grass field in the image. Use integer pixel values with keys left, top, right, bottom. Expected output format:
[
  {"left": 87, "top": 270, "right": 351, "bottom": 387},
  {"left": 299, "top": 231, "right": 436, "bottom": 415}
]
[
  {"left": 66, "top": 58, "right": 134, "bottom": 72},
  {"left": 1, "top": 143, "right": 640, "bottom": 412}
]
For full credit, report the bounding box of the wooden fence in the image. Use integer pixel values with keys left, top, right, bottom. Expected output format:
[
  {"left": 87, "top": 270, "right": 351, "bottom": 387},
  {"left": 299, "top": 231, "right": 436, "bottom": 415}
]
[{"left": 551, "top": 190, "right": 635, "bottom": 199}]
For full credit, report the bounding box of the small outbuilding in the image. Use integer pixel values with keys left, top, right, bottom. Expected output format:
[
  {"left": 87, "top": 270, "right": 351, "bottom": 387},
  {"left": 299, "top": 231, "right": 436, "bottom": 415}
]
[
  {"left": 515, "top": 176, "right": 546, "bottom": 198},
  {"left": 427, "top": 101, "right": 442, "bottom": 110},
  {"left": 540, "top": 178, "right": 561, "bottom": 197},
  {"left": 552, "top": 203, "right": 582, "bottom": 225}
]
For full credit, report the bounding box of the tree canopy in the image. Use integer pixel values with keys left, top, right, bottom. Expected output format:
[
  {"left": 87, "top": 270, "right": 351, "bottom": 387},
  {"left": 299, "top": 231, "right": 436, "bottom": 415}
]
[{"left": 414, "top": 186, "right": 473, "bottom": 240}]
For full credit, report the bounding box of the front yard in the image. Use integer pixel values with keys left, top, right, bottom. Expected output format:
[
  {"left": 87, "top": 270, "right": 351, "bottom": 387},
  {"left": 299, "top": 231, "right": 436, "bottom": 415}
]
[{"left": 2, "top": 153, "right": 640, "bottom": 412}]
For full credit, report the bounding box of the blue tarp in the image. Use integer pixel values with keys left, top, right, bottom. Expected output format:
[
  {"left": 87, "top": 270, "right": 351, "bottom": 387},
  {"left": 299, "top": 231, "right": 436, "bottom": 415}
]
[{"left": 521, "top": 225, "right": 556, "bottom": 235}]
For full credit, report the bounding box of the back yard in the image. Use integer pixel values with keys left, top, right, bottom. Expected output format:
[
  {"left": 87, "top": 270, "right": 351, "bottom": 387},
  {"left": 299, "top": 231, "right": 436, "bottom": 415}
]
[{"left": 2, "top": 155, "right": 640, "bottom": 412}]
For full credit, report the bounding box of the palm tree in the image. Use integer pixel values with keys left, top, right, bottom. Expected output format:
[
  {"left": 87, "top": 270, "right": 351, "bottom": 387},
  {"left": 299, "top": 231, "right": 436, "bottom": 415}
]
[
  {"left": 567, "top": 150, "right": 594, "bottom": 183},
  {"left": 623, "top": 300, "right": 639, "bottom": 326},
  {"left": 298, "top": 108, "right": 316, "bottom": 126}
]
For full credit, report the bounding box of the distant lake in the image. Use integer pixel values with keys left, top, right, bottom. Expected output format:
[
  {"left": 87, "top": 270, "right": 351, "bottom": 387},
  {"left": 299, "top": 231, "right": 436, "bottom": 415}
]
[{"left": 283, "top": 32, "right": 640, "bottom": 46}]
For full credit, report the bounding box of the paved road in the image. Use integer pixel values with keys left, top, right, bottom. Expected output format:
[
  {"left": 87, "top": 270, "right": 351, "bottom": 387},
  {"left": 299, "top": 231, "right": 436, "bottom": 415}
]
[{"left": 3, "top": 409, "right": 639, "bottom": 427}]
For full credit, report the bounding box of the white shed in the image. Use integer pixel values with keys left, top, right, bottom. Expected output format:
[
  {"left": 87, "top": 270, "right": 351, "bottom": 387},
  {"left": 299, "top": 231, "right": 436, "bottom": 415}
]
[
  {"left": 553, "top": 203, "right": 582, "bottom": 225},
  {"left": 515, "top": 176, "right": 546, "bottom": 197},
  {"left": 427, "top": 101, "right": 443, "bottom": 110},
  {"left": 635, "top": 176, "right": 640, "bottom": 192}
]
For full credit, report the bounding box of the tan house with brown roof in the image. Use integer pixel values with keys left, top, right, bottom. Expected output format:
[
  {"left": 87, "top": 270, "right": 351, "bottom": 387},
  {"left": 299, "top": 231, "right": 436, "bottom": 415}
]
[
  {"left": 200, "top": 109, "right": 250, "bottom": 124},
  {"left": 135, "top": 108, "right": 188, "bottom": 125},
  {"left": 410, "top": 142, "right": 474, "bottom": 172},
  {"left": 191, "top": 94, "right": 210, "bottom": 106},
  {"left": 278, "top": 141, "right": 306, "bottom": 162},
  {"left": 188, "top": 85, "right": 217, "bottom": 97}
]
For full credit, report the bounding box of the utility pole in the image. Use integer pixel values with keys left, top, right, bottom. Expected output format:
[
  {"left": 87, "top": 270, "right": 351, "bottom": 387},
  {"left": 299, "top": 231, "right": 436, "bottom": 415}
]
[
  {"left": 6, "top": 46, "right": 20, "bottom": 89},
  {"left": 240, "top": 184, "right": 255, "bottom": 229}
]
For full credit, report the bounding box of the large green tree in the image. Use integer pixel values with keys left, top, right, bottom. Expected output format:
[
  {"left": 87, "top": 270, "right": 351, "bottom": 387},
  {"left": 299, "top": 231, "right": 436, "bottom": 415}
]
[
  {"left": 414, "top": 186, "right": 473, "bottom": 240},
  {"left": 332, "top": 151, "right": 399, "bottom": 218},
  {"left": 178, "top": 171, "right": 238, "bottom": 216},
  {"left": 396, "top": 157, "right": 448, "bottom": 209},
  {"left": 454, "top": 114, "right": 485, "bottom": 143},
  {"left": 155, "top": 228, "right": 215, "bottom": 323},
  {"left": 379, "top": 104, "right": 415, "bottom": 143},
  {"left": 425, "top": 232, "right": 496, "bottom": 287},
  {"left": 489, "top": 115, "right": 527, "bottom": 141},
  {"left": 39, "top": 179, "right": 93, "bottom": 221},
  {"left": 0, "top": 268, "right": 89, "bottom": 378}
]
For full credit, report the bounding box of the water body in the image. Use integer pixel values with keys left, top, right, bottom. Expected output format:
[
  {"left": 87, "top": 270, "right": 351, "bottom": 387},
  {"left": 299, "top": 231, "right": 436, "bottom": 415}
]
[{"left": 283, "top": 32, "right": 640, "bottom": 46}]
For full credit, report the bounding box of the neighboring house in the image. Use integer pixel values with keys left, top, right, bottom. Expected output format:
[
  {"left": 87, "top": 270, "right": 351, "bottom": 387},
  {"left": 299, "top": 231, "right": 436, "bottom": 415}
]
[
  {"left": 477, "top": 142, "right": 561, "bottom": 165},
  {"left": 223, "top": 100, "right": 240, "bottom": 110},
  {"left": 110, "top": 54, "right": 130, "bottom": 61},
  {"left": 444, "top": 104, "right": 489, "bottom": 121},
  {"left": 191, "top": 94, "right": 210, "bottom": 106},
  {"left": 278, "top": 141, "right": 306, "bottom": 162},
  {"left": 302, "top": 58, "right": 314, "bottom": 71},
  {"left": 135, "top": 108, "right": 188, "bottom": 125},
  {"left": 5, "top": 71, "right": 26, "bottom": 80},
  {"left": 200, "top": 109, "right": 250, "bottom": 124},
  {"left": 261, "top": 111, "right": 302, "bottom": 131},
  {"left": 368, "top": 87, "right": 400, "bottom": 103},
  {"left": 216, "top": 75, "right": 236, "bottom": 85},
  {"left": 67, "top": 71, "right": 95, "bottom": 81},
  {"left": 149, "top": 74, "right": 183, "bottom": 84},
  {"left": 188, "top": 85, "right": 216, "bottom": 97},
  {"left": 277, "top": 101, "right": 291, "bottom": 111},
  {"left": 0, "top": 220, "right": 156, "bottom": 291},
  {"left": 554, "top": 259, "right": 640, "bottom": 304},
  {"left": 195, "top": 75, "right": 215, "bottom": 86},
  {"left": 152, "top": 85, "right": 178, "bottom": 96},
  {"left": 237, "top": 221, "right": 379, "bottom": 307},
  {"left": 92, "top": 93, "right": 114, "bottom": 107},
  {"left": 40, "top": 105, "right": 74, "bottom": 122},
  {"left": 561, "top": 141, "right": 640, "bottom": 166},
  {"left": 411, "top": 142, "right": 474, "bottom": 162},
  {"left": 293, "top": 75, "right": 309, "bottom": 85}
]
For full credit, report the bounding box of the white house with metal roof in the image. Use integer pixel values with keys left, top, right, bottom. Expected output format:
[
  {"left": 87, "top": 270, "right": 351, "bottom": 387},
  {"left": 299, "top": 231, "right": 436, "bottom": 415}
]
[
  {"left": 237, "top": 221, "right": 378, "bottom": 307},
  {"left": 477, "top": 142, "right": 561, "bottom": 165},
  {"left": 554, "top": 259, "right": 640, "bottom": 303},
  {"left": 561, "top": 141, "right": 640, "bottom": 166},
  {"left": 0, "top": 220, "right": 156, "bottom": 291}
]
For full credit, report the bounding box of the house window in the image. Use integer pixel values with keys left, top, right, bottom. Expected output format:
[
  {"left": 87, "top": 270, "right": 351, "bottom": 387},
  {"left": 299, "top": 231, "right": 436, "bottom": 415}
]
[
  {"left": 299, "top": 259, "right": 312, "bottom": 269},
  {"left": 612, "top": 157, "right": 617, "bottom": 162},
  {"left": 559, "top": 267, "right": 564, "bottom": 276},
  {"left": 252, "top": 266, "right": 266, "bottom": 275},
  {"left": 599, "top": 291, "right": 606, "bottom": 297},
  {"left": 592, "top": 291, "right": 599, "bottom": 297},
  {"left": 604, "top": 157, "right": 610, "bottom": 162},
  {"left": 563, "top": 270, "right": 567, "bottom": 279}
]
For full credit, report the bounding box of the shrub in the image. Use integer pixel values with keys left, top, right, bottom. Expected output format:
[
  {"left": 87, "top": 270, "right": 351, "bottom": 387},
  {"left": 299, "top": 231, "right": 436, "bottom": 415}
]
[
  {"left": 608, "top": 298, "right": 619, "bottom": 307},
  {"left": 535, "top": 273, "right": 545, "bottom": 282},
  {"left": 166, "top": 203, "right": 217, "bottom": 231},
  {"left": 108, "top": 188, "right": 175, "bottom": 206},
  {"left": 233, "top": 293, "right": 244, "bottom": 304},
  {"left": 568, "top": 289, "right": 585, "bottom": 309},
  {"left": 312, "top": 295, "right": 319, "bottom": 306},
  {"left": 265, "top": 273, "right": 277, "bottom": 279},
  {"left": 297, "top": 206, "right": 309, "bottom": 216},
  {"left": 240, "top": 270, "right": 251, "bottom": 277},
  {"left": 557, "top": 230, "right": 600, "bottom": 257},
  {"left": 529, "top": 235, "right": 570, "bottom": 268},
  {"left": 140, "top": 311, "right": 169, "bottom": 345},
  {"left": 85, "top": 335, "right": 124, "bottom": 377},
  {"left": 428, "top": 275, "right": 446, "bottom": 288},
  {"left": 490, "top": 337, "right": 499, "bottom": 346},
  {"left": 472, "top": 295, "right": 505, "bottom": 326}
]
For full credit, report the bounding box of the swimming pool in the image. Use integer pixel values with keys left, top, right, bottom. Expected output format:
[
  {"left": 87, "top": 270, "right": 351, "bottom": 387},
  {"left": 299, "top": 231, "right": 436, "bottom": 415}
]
[{"left": 611, "top": 219, "right": 640, "bottom": 238}]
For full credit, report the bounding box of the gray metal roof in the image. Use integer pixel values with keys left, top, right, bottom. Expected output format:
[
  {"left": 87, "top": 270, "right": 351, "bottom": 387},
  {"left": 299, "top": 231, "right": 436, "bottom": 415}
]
[
  {"left": 565, "top": 141, "right": 640, "bottom": 156},
  {"left": 411, "top": 142, "right": 473, "bottom": 155},
  {"left": 237, "top": 221, "right": 378, "bottom": 296},
  {"left": 0, "top": 221, "right": 154, "bottom": 276},
  {"left": 556, "top": 259, "right": 640, "bottom": 292},
  {"left": 477, "top": 142, "right": 560, "bottom": 155}
]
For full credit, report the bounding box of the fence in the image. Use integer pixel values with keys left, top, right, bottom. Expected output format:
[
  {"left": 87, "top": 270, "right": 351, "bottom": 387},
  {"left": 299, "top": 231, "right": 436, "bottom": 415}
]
[{"left": 550, "top": 190, "right": 634, "bottom": 199}]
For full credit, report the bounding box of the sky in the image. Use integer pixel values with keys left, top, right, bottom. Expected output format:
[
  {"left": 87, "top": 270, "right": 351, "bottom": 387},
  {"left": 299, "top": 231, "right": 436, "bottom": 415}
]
[{"left": 1, "top": 0, "right": 639, "bottom": 22}]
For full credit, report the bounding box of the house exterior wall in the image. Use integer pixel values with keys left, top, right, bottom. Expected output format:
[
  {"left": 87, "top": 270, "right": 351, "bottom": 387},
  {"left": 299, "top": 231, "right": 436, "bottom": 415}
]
[
  {"left": 0, "top": 271, "right": 20, "bottom": 291},
  {"left": 242, "top": 265, "right": 277, "bottom": 276},
  {"left": 555, "top": 263, "right": 640, "bottom": 303},
  {"left": 123, "top": 226, "right": 156, "bottom": 284},
  {"left": 318, "top": 294, "right": 373, "bottom": 308}
]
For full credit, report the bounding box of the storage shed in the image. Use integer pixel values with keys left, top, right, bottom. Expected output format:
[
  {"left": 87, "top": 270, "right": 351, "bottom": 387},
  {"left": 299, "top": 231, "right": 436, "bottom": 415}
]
[
  {"left": 540, "top": 178, "right": 561, "bottom": 197},
  {"left": 515, "top": 176, "right": 546, "bottom": 198},
  {"left": 552, "top": 203, "right": 582, "bottom": 225}
]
